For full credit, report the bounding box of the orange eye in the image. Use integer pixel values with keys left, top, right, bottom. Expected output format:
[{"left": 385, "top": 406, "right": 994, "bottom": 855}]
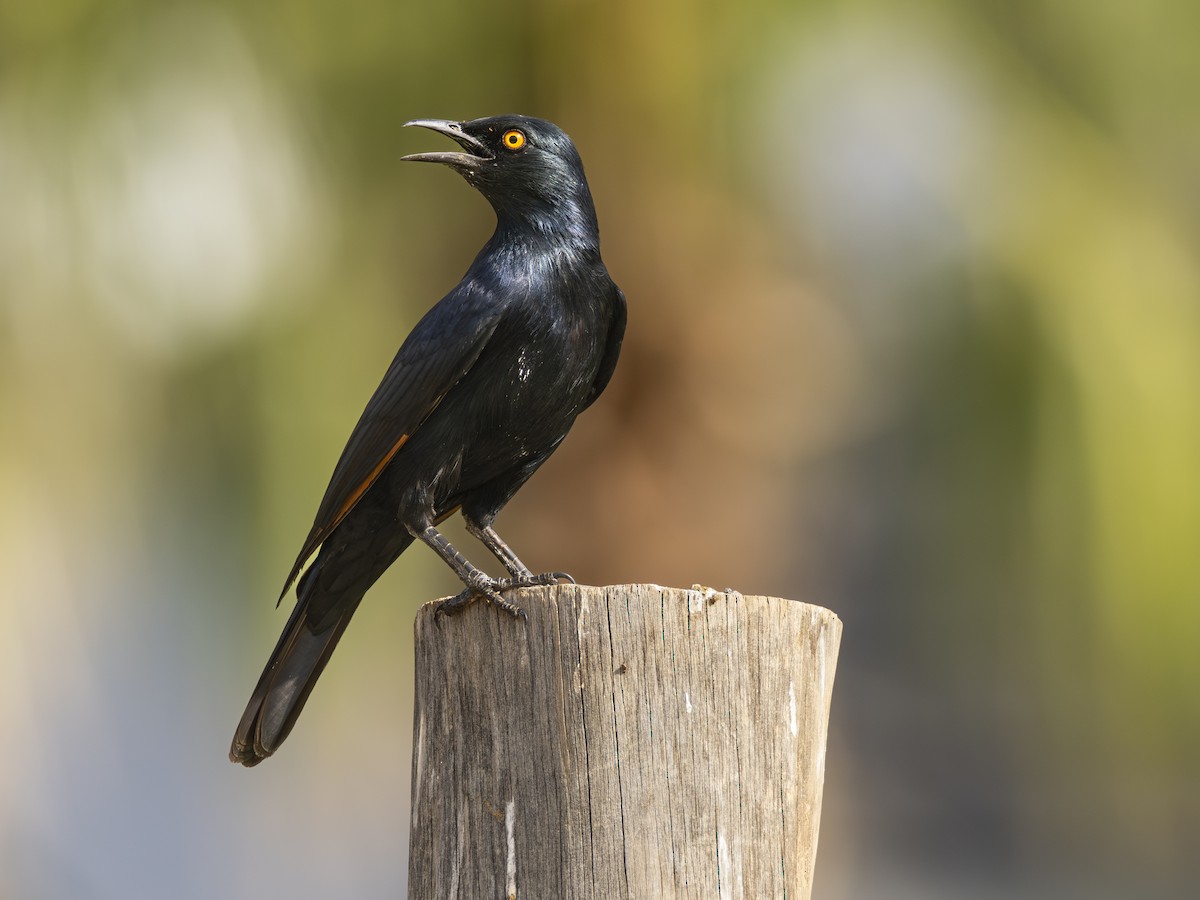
[{"left": 501, "top": 129, "right": 526, "bottom": 151}]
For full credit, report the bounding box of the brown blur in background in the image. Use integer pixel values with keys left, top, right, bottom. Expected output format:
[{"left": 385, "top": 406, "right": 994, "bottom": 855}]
[{"left": 2, "top": 1, "right": 1198, "bottom": 897}]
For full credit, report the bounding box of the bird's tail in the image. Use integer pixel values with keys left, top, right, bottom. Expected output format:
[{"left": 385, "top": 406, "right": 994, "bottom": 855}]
[{"left": 230, "top": 530, "right": 413, "bottom": 766}]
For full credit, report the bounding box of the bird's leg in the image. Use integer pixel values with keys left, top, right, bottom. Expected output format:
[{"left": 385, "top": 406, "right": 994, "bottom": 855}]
[
  {"left": 466, "top": 520, "right": 533, "bottom": 578},
  {"left": 410, "top": 523, "right": 525, "bottom": 619},
  {"left": 463, "top": 518, "right": 576, "bottom": 587}
]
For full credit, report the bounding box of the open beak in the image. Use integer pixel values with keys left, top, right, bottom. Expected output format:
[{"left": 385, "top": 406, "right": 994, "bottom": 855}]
[{"left": 401, "top": 119, "right": 490, "bottom": 169}]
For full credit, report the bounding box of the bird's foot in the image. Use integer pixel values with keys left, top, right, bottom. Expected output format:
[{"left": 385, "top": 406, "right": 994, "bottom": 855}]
[
  {"left": 434, "top": 586, "right": 514, "bottom": 621},
  {"left": 494, "top": 570, "right": 575, "bottom": 590},
  {"left": 432, "top": 572, "right": 574, "bottom": 623},
  {"left": 434, "top": 574, "right": 526, "bottom": 622}
]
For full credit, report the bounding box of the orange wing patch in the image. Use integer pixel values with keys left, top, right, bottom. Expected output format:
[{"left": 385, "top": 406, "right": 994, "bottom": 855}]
[
  {"left": 279, "top": 432, "right": 411, "bottom": 602},
  {"left": 331, "top": 432, "right": 410, "bottom": 524}
]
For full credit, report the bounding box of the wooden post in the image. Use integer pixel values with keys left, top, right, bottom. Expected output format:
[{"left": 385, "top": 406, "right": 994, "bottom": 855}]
[{"left": 408, "top": 583, "right": 841, "bottom": 899}]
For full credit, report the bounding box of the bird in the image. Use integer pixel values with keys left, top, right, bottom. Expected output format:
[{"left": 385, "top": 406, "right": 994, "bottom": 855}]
[{"left": 230, "top": 115, "right": 626, "bottom": 766}]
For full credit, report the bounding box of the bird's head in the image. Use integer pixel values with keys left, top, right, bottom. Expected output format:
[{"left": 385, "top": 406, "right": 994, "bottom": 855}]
[{"left": 402, "top": 115, "right": 599, "bottom": 243}]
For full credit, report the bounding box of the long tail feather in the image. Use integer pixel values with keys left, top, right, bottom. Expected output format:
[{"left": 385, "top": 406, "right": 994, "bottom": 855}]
[
  {"left": 230, "top": 527, "right": 413, "bottom": 766},
  {"left": 229, "top": 582, "right": 363, "bottom": 766}
]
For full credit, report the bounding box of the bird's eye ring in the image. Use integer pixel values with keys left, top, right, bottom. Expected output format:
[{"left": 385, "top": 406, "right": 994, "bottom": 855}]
[{"left": 501, "top": 129, "right": 526, "bottom": 151}]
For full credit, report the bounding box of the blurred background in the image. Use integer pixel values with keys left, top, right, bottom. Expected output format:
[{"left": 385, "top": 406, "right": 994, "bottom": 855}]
[{"left": 2, "top": 0, "right": 1198, "bottom": 897}]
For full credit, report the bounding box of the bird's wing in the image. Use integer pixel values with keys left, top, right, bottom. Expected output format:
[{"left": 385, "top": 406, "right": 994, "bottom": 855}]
[
  {"left": 583, "top": 285, "right": 627, "bottom": 409},
  {"left": 279, "top": 284, "right": 504, "bottom": 600}
]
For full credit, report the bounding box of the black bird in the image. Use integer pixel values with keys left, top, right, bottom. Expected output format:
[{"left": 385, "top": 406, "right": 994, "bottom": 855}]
[{"left": 230, "top": 115, "right": 625, "bottom": 766}]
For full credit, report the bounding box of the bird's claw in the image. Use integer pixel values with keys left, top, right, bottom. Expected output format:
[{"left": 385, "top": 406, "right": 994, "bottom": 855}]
[
  {"left": 486, "top": 586, "right": 526, "bottom": 620},
  {"left": 492, "top": 570, "right": 574, "bottom": 590},
  {"left": 434, "top": 576, "right": 526, "bottom": 622},
  {"left": 433, "top": 587, "right": 477, "bottom": 623},
  {"left": 506, "top": 570, "right": 574, "bottom": 587},
  {"left": 433, "top": 570, "right": 574, "bottom": 623}
]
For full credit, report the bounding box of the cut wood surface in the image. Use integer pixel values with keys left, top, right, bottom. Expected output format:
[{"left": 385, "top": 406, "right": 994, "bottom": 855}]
[{"left": 408, "top": 583, "right": 842, "bottom": 899}]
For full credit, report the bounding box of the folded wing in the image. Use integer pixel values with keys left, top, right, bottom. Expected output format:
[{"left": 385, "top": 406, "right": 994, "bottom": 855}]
[{"left": 279, "top": 284, "right": 504, "bottom": 599}]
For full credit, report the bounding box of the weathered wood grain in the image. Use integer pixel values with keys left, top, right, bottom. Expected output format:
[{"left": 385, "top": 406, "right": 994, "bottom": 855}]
[{"left": 408, "top": 583, "right": 841, "bottom": 899}]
